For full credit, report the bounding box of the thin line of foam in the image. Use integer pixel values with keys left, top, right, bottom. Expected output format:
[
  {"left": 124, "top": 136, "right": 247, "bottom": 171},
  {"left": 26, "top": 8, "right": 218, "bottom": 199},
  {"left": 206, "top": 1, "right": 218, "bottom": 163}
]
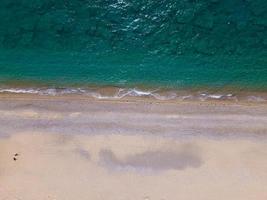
[{"left": 0, "top": 87, "right": 266, "bottom": 102}]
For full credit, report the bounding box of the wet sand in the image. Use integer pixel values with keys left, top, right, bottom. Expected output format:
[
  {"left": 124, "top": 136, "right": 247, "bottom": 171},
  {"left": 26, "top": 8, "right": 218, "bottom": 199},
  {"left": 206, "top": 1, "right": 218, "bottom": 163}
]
[{"left": 0, "top": 94, "right": 267, "bottom": 200}]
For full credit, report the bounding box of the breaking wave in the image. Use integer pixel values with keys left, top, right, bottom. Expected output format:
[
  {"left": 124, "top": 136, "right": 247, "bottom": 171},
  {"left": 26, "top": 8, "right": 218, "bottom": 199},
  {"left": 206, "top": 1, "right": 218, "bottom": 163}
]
[{"left": 0, "top": 87, "right": 266, "bottom": 103}]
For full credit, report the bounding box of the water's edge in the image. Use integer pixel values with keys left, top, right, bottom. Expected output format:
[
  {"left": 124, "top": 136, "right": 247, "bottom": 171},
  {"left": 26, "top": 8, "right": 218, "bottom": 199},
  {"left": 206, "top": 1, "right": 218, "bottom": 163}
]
[{"left": 1, "top": 85, "right": 266, "bottom": 103}]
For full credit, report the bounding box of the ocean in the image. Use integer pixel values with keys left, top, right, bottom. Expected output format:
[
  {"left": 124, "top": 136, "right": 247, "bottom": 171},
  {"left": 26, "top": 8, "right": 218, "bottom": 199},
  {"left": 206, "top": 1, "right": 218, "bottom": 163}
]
[{"left": 0, "top": 0, "right": 266, "bottom": 101}]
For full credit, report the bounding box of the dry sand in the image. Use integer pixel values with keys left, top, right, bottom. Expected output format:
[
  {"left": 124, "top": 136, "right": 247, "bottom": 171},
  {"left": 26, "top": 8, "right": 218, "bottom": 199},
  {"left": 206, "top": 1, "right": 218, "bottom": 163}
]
[{"left": 0, "top": 94, "right": 267, "bottom": 200}]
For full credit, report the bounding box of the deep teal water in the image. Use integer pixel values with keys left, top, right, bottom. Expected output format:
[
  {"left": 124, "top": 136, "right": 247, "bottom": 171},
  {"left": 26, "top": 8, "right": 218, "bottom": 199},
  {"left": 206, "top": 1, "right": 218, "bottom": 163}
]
[{"left": 0, "top": 0, "right": 266, "bottom": 93}]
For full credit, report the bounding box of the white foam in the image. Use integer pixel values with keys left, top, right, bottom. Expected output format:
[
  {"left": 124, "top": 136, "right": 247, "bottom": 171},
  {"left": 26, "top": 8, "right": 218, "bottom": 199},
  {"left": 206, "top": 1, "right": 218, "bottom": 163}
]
[
  {"left": 127, "top": 89, "right": 153, "bottom": 96},
  {"left": 199, "top": 93, "right": 234, "bottom": 100},
  {"left": 180, "top": 95, "right": 193, "bottom": 100},
  {"left": 152, "top": 92, "right": 177, "bottom": 100},
  {"left": 207, "top": 94, "right": 224, "bottom": 99},
  {"left": 0, "top": 87, "right": 263, "bottom": 103},
  {"left": 0, "top": 88, "right": 39, "bottom": 94},
  {"left": 0, "top": 87, "right": 86, "bottom": 96}
]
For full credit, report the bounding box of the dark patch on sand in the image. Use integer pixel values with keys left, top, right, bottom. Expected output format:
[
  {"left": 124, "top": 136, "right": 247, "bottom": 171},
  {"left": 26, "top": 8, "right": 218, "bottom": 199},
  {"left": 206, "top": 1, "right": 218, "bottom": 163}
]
[
  {"left": 99, "top": 146, "right": 202, "bottom": 172},
  {"left": 0, "top": 131, "right": 11, "bottom": 139},
  {"left": 75, "top": 148, "right": 91, "bottom": 160}
]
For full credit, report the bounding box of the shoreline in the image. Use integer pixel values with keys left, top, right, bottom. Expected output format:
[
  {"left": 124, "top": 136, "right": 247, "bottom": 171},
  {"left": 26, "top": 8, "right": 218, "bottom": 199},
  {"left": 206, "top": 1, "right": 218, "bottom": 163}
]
[
  {"left": 0, "top": 86, "right": 267, "bottom": 105},
  {"left": 0, "top": 92, "right": 265, "bottom": 108}
]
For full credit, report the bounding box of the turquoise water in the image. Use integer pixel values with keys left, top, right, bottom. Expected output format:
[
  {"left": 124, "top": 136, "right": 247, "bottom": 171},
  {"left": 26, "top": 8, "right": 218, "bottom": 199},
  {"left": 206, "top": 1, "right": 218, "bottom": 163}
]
[
  {"left": 1, "top": 50, "right": 266, "bottom": 92},
  {"left": 0, "top": 0, "right": 266, "bottom": 98}
]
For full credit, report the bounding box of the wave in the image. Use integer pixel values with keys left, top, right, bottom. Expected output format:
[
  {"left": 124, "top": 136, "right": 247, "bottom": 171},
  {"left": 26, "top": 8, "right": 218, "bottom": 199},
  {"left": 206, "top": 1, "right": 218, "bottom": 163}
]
[
  {"left": 0, "top": 88, "right": 85, "bottom": 96},
  {"left": 0, "top": 87, "right": 266, "bottom": 103}
]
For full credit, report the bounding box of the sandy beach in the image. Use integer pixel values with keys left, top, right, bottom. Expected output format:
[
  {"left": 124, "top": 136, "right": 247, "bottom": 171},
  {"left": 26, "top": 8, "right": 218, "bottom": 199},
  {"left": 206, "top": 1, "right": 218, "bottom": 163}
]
[{"left": 0, "top": 94, "right": 267, "bottom": 200}]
